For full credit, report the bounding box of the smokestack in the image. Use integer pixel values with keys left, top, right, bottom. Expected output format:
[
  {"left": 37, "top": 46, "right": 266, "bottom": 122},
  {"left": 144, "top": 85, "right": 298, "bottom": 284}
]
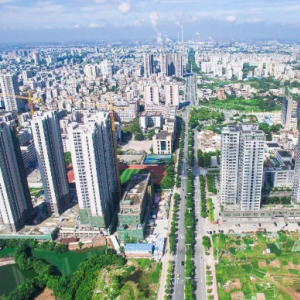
[{"left": 181, "top": 28, "right": 184, "bottom": 44}]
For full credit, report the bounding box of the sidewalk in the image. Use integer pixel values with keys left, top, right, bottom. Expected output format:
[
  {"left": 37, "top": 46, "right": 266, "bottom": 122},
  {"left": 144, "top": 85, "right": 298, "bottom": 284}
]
[{"left": 204, "top": 242, "right": 219, "bottom": 300}]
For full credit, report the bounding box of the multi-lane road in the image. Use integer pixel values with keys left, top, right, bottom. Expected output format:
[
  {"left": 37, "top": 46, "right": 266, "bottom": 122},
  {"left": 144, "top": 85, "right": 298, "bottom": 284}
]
[
  {"left": 172, "top": 75, "right": 207, "bottom": 300},
  {"left": 173, "top": 106, "right": 188, "bottom": 300}
]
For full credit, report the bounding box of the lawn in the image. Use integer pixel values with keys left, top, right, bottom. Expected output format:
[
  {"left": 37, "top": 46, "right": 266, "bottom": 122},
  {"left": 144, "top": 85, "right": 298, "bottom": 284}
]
[
  {"left": 119, "top": 169, "right": 142, "bottom": 185},
  {"left": 202, "top": 97, "right": 281, "bottom": 112},
  {"left": 92, "top": 259, "right": 161, "bottom": 300},
  {"left": 29, "top": 187, "right": 44, "bottom": 198},
  {"left": 214, "top": 231, "right": 300, "bottom": 300}
]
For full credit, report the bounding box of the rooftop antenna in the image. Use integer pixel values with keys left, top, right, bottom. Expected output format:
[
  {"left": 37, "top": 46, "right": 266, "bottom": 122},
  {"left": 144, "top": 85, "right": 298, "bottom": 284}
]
[{"left": 181, "top": 27, "right": 184, "bottom": 44}]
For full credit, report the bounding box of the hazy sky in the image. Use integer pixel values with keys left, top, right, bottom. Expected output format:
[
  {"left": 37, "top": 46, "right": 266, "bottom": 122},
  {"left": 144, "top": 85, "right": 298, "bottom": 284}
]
[{"left": 1, "top": 0, "right": 300, "bottom": 43}]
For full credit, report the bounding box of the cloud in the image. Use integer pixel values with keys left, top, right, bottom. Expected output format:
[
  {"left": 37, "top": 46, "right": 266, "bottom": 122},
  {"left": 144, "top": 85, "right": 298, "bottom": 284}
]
[
  {"left": 118, "top": 2, "right": 130, "bottom": 14},
  {"left": 149, "top": 11, "right": 159, "bottom": 27},
  {"left": 88, "top": 23, "right": 102, "bottom": 28},
  {"left": 0, "top": 0, "right": 15, "bottom": 3},
  {"left": 225, "top": 15, "right": 236, "bottom": 22},
  {"left": 94, "top": 0, "right": 106, "bottom": 3}
]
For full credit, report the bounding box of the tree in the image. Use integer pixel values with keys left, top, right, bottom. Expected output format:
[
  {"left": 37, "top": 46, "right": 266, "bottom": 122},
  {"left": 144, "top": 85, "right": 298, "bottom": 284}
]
[
  {"left": 202, "top": 236, "right": 211, "bottom": 250},
  {"left": 64, "top": 152, "right": 72, "bottom": 166}
]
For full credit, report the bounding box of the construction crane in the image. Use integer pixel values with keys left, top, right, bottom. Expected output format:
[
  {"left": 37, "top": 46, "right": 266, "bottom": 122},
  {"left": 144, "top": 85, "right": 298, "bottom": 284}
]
[
  {"left": 0, "top": 91, "right": 42, "bottom": 117},
  {"left": 71, "top": 98, "right": 124, "bottom": 197}
]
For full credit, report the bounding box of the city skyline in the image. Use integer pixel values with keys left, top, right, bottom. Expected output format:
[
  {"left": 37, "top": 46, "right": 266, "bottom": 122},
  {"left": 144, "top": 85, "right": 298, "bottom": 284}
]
[{"left": 2, "top": 0, "right": 300, "bottom": 43}]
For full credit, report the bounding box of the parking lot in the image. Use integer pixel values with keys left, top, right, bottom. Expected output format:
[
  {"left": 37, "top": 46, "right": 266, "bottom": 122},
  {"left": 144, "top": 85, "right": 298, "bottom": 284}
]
[{"left": 202, "top": 216, "right": 300, "bottom": 235}]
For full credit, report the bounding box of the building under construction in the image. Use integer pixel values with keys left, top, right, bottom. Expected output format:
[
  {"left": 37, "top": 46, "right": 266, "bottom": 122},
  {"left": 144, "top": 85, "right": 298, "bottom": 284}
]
[{"left": 118, "top": 173, "right": 153, "bottom": 241}]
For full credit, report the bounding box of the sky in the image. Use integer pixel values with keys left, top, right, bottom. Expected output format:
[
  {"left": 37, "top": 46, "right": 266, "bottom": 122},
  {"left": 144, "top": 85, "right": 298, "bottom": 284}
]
[{"left": 1, "top": 0, "right": 300, "bottom": 43}]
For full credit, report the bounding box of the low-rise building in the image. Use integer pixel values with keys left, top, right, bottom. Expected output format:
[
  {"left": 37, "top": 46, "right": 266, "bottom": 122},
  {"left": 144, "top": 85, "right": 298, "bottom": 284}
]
[
  {"left": 118, "top": 173, "right": 152, "bottom": 241},
  {"left": 264, "top": 150, "right": 294, "bottom": 188}
]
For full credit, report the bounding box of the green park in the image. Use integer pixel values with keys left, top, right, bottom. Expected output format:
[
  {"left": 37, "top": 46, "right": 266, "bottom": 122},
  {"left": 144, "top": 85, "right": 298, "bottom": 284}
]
[{"left": 213, "top": 231, "right": 300, "bottom": 300}]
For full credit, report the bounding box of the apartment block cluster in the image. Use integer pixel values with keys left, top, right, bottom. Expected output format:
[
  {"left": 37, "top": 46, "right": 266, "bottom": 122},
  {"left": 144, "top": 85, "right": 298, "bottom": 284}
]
[
  {"left": 0, "top": 44, "right": 184, "bottom": 238},
  {"left": 219, "top": 96, "right": 300, "bottom": 220}
]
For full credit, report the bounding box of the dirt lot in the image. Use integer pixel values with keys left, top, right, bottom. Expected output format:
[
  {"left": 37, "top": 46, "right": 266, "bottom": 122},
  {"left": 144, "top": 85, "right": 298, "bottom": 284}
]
[{"left": 34, "top": 288, "right": 56, "bottom": 300}]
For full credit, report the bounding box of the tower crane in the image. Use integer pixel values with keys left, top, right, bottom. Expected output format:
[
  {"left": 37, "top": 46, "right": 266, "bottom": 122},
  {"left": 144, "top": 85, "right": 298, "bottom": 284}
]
[{"left": 0, "top": 90, "right": 42, "bottom": 117}]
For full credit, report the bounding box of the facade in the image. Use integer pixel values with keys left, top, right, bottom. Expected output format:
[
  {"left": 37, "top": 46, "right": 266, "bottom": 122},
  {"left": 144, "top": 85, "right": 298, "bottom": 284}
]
[
  {"left": 68, "top": 112, "right": 119, "bottom": 229},
  {"left": 114, "top": 100, "right": 138, "bottom": 123},
  {"left": 152, "top": 130, "right": 173, "bottom": 155},
  {"left": 144, "top": 85, "right": 159, "bottom": 105},
  {"left": 281, "top": 96, "right": 293, "bottom": 129},
  {"left": 32, "top": 111, "right": 70, "bottom": 215},
  {"left": 143, "top": 54, "right": 154, "bottom": 78},
  {"left": 139, "top": 111, "right": 162, "bottom": 130},
  {"left": 164, "top": 83, "right": 179, "bottom": 107},
  {"left": 0, "top": 122, "right": 32, "bottom": 232},
  {"left": 220, "top": 124, "right": 265, "bottom": 211},
  {"left": 0, "top": 74, "right": 21, "bottom": 111},
  {"left": 118, "top": 173, "right": 152, "bottom": 241}
]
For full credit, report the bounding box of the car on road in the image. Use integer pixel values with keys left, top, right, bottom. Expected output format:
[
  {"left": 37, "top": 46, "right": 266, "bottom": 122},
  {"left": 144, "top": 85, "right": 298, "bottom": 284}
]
[
  {"left": 196, "top": 218, "right": 198, "bottom": 222},
  {"left": 259, "top": 223, "right": 261, "bottom": 227},
  {"left": 181, "top": 261, "right": 184, "bottom": 266},
  {"left": 274, "top": 222, "right": 277, "bottom": 226},
  {"left": 235, "top": 224, "right": 241, "bottom": 227},
  {"left": 298, "top": 222, "right": 300, "bottom": 227}
]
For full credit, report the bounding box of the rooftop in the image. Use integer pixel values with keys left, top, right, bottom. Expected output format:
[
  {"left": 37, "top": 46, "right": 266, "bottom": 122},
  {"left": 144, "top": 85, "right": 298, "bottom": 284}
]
[
  {"left": 277, "top": 150, "right": 292, "bottom": 158},
  {"left": 266, "top": 142, "right": 280, "bottom": 148},
  {"left": 120, "top": 173, "right": 150, "bottom": 215},
  {"left": 155, "top": 130, "right": 172, "bottom": 140}
]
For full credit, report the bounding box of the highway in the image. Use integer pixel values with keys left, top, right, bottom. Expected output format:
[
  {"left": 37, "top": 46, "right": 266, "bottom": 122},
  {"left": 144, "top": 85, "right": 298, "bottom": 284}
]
[{"left": 173, "top": 74, "right": 206, "bottom": 300}]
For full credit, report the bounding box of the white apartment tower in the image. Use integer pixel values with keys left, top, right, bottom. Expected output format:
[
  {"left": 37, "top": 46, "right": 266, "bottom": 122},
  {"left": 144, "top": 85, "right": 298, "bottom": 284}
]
[
  {"left": 143, "top": 53, "right": 154, "bottom": 78},
  {"left": 84, "top": 64, "right": 97, "bottom": 80},
  {"left": 173, "top": 53, "right": 183, "bottom": 77},
  {"left": 0, "top": 122, "right": 32, "bottom": 232},
  {"left": 165, "top": 83, "right": 179, "bottom": 106},
  {"left": 145, "top": 85, "right": 159, "bottom": 105},
  {"left": 0, "top": 74, "right": 21, "bottom": 111},
  {"left": 68, "top": 112, "right": 119, "bottom": 228},
  {"left": 292, "top": 132, "right": 300, "bottom": 203},
  {"left": 32, "top": 111, "right": 70, "bottom": 215},
  {"left": 220, "top": 124, "right": 265, "bottom": 211}
]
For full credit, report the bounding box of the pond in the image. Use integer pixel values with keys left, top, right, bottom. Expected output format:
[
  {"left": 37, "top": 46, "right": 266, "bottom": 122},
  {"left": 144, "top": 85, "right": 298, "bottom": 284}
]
[
  {"left": 0, "top": 264, "right": 36, "bottom": 296},
  {"left": 0, "top": 247, "right": 104, "bottom": 296}
]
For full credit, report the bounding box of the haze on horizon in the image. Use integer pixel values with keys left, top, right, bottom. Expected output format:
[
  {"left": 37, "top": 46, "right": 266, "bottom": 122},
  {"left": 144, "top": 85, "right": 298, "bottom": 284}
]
[{"left": 1, "top": 0, "right": 300, "bottom": 43}]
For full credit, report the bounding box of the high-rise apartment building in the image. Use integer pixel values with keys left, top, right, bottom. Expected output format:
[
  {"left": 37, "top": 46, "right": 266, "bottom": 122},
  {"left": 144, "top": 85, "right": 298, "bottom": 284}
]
[
  {"left": 68, "top": 112, "right": 119, "bottom": 228},
  {"left": 0, "top": 122, "right": 32, "bottom": 232},
  {"left": 220, "top": 124, "right": 265, "bottom": 211},
  {"left": 32, "top": 111, "right": 70, "bottom": 215},
  {"left": 0, "top": 74, "right": 21, "bottom": 111},
  {"left": 281, "top": 96, "right": 293, "bottom": 130},
  {"left": 292, "top": 133, "right": 300, "bottom": 204},
  {"left": 84, "top": 64, "right": 97, "bottom": 80},
  {"left": 160, "top": 53, "right": 183, "bottom": 77},
  {"left": 164, "top": 83, "right": 179, "bottom": 106},
  {"left": 145, "top": 85, "right": 159, "bottom": 105},
  {"left": 173, "top": 53, "right": 183, "bottom": 77},
  {"left": 143, "top": 53, "right": 154, "bottom": 78}
]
